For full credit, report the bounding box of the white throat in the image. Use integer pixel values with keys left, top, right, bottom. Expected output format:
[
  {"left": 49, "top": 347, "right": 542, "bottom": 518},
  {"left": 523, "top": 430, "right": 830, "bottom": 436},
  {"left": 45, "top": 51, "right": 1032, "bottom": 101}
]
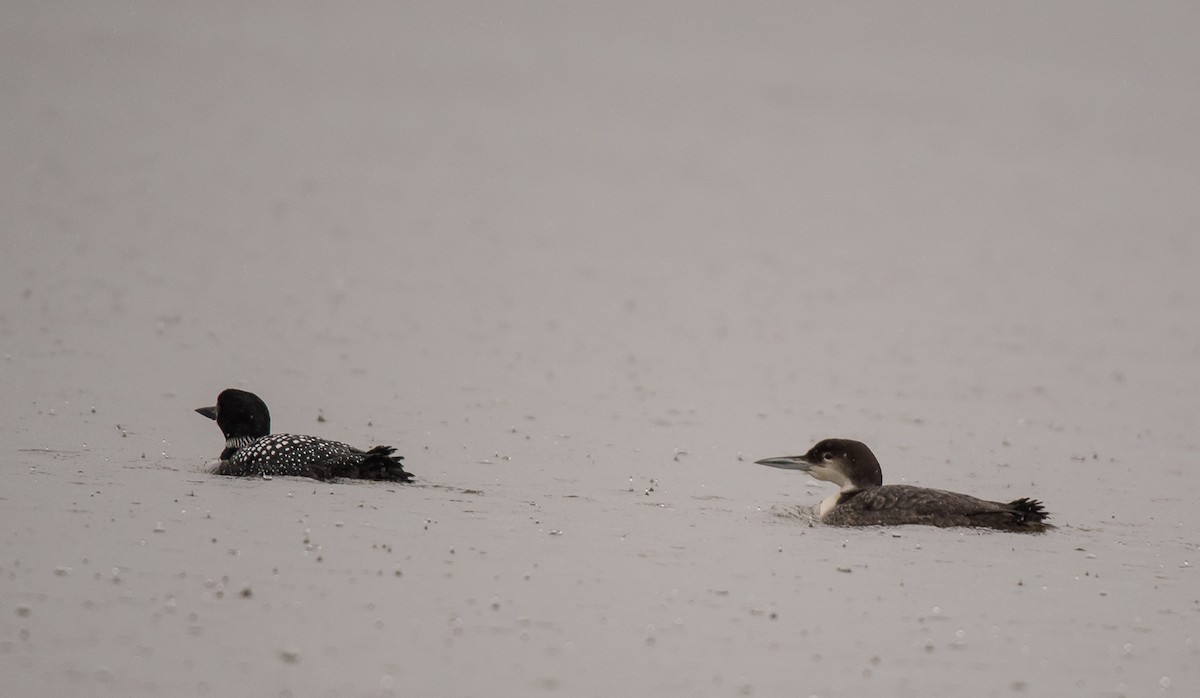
[
  {"left": 806, "top": 463, "right": 856, "bottom": 490},
  {"left": 818, "top": 492, "right": 841, "bottom": 519},
  {"left": 809, "top": 464, "right": 860, "bottom": 520}
]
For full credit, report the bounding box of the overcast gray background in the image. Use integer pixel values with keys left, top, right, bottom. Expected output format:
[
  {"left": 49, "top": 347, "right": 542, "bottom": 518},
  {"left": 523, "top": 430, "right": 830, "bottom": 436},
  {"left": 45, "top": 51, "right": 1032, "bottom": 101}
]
[{"left": 2, "top": 3, "right": 1198, "bottom": 697}]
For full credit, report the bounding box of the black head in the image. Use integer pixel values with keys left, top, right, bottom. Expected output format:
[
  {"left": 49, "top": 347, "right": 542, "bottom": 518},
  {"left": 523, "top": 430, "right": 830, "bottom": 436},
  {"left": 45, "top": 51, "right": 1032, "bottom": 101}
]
[
  {"left": 755, "top": 438, "right": 883, "bottom": 490},
  {"left": 195, "top": 389, "right": 271, "bottom": 439}
]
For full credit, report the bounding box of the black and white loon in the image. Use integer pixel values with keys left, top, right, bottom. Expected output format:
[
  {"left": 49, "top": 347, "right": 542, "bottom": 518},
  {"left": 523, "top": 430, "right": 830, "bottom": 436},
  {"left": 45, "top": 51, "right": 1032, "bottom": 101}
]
[
  {"left": 756, "top": 438, "right": 1048, "bottom": 531},
  {"left": 196, "top": 388, "right": 413, "bottom": 482}
]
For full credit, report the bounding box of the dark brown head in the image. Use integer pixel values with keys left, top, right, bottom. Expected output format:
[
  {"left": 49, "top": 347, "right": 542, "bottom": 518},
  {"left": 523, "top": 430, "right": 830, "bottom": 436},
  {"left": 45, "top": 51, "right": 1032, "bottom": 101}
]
[{"left": 755, "top": 438, "right": 883, "bottom": 490}]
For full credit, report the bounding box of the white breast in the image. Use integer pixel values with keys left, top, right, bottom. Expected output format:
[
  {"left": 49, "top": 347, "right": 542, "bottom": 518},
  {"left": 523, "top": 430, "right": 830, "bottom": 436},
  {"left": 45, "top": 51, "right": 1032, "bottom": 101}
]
[{"left": 818, "top": 492, "right": 841, "bottom": 519}]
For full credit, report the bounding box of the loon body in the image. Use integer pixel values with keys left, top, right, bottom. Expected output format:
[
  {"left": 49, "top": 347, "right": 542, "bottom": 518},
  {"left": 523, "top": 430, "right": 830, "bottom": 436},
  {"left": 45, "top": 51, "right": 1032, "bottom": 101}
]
[
  {"left": 196, "top": 388, "right": 413, "bottom": 482},
  {"left": 756, "top": 438, "right": 1048, "bottom": 532}
]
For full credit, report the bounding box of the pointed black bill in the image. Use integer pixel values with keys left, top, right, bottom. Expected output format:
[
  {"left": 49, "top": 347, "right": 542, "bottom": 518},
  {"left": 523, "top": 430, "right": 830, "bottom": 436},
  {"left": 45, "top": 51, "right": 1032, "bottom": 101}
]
[
  {"left": 195, "top": 405, "right": 218, "bottom": 420},
  {"left": 754, "top": 455, "right": 813, "bottom": 471}
]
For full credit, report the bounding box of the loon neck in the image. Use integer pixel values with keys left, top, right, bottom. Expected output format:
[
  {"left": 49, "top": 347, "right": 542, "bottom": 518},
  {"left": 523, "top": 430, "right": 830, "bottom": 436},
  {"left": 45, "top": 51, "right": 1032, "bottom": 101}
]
[
  {"left": 819, "top": 484, "right": 868, "bottom": 518},
  {"left": 224, "top": 435, "right": 258, "bottom": 451},
  {"left": 818, "top": 492, "right": 841, "bottom": 517}
]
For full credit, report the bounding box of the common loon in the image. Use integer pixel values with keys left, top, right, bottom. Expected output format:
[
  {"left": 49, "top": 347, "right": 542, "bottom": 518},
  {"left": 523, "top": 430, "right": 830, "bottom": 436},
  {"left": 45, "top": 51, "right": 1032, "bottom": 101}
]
[
  {"left": 756, "top": 438, "right": 1048, "bottom": 531},
  {"left": 196, "top": 388, "right": 413, "bottom": 482}
]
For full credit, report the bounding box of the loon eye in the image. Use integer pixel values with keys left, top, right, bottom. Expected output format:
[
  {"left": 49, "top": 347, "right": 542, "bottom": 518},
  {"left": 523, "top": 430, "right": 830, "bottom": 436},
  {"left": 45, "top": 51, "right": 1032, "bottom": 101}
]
[{"left": 821, "top": 452, "right": 834, "bottom": 462}]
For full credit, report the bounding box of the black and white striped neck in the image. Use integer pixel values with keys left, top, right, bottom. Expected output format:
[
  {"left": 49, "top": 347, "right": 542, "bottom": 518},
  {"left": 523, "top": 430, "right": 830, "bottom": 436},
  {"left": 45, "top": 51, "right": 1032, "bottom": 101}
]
[{"left": 224, "top": 435, "right": 258, "bottom": 451}]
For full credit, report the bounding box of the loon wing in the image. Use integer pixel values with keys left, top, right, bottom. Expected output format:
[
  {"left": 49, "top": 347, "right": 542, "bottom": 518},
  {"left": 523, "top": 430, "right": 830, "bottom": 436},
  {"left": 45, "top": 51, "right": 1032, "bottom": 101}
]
[{"left": 225, "top": 434, "right": 352, "bottom": 478}]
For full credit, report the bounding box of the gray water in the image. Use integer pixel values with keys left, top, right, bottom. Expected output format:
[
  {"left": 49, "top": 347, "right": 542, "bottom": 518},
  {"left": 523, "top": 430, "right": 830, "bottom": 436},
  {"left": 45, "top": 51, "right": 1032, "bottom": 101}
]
[{"left": 2, "top": 3, "right": 1198, "bottom": 696}]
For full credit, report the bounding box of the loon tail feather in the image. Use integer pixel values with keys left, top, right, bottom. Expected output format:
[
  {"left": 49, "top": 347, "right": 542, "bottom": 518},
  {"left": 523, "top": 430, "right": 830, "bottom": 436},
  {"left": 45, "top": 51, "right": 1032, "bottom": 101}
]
[
  {"left": 1008, "top": 497, "right": 1048, "bottom": 525},
  {"left": 356, "top": 445, "right": 415, "bottom": 482},
  {"left": 310, "top": 445, "right": 414, "bottom": 482}
]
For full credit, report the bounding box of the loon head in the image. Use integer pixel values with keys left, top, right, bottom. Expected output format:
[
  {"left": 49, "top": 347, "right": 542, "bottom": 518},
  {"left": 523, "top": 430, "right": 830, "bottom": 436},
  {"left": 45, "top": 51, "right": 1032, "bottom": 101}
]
[
  {"left": 755, "top": 438, "right": 883, "bottom": 491},
  {"left": 196, "top": 389, "right": 271, "bottom": 440}
]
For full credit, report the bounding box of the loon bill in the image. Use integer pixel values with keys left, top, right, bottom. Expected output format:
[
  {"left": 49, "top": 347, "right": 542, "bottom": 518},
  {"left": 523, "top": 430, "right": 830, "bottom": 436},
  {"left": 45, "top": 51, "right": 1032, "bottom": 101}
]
[
  {"left": 196, "top": 388, "right": 413, "bottom": 483},
  {"left": 755, "top": 438, "right": 1049, "bottom": 532}
]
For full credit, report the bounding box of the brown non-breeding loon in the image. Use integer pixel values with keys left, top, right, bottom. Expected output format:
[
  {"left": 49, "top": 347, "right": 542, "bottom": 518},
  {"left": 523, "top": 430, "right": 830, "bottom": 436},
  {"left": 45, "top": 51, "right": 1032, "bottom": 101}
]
[
  {"left": 196, "top": 388, "right": 413, "bottom": 482},
  {"left": 756, "top": 438, "right": 1048, "bottom": 532}
]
